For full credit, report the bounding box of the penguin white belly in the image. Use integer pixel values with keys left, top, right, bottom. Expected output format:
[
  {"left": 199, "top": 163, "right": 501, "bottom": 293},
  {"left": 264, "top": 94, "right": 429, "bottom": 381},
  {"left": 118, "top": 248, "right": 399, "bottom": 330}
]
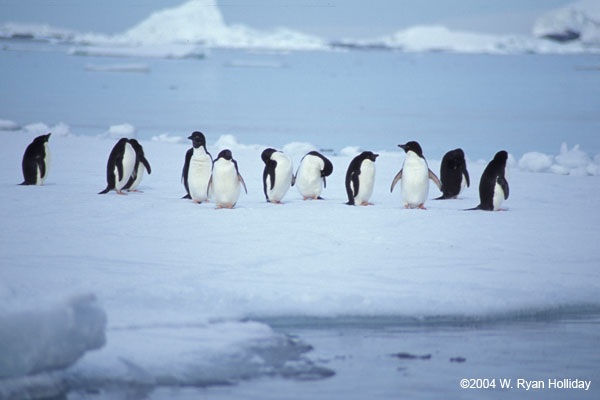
[
  {"left": 296, "top": 158, "right": 323, "bottom": 199},
  {"left": 493, "top": 182, "right": 504, "bottom": 211},
  {"left": 354, "top": 160, "right": 375, "bottom": 205},
  {"left": 400, "top": 157, "right": 429, "bottom": 208},
  {"left": 115, "top": 143, "right": 135, "bottom": 191},
  {"left": 38, "top": 142, "right": 51, "bottom": 185},
  {"left": 129, "top": 163, "right": 145, "bottom": 191},
  {"left": 188, "top": 153, "right": 212, "bottom": 202},
  {"left": 212, "top": 160, "right": 240, "bottom": 207},
  {"left": 267, "top": 154, "right": 293, "bottom": 202}
]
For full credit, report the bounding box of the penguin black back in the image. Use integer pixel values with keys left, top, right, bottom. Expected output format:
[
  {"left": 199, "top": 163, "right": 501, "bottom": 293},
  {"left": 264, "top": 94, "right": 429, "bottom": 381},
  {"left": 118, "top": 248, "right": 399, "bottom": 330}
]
[
  {"left": 98, "top": 138, "right": 129, "bottom": 194},
  {"left": 261, "top": 148, "right": 278, "bottom": 199},
  {"left": 470, "top": 150, "right": 509, "bottom": 211},
  {"left": 21, "top": 133, "right": 51, "bottom": 185},
  {"left": 345, "top": 151, "right": 378, "bottom": 205},
  {"left": 436, "top": 148, "right": 470, "bottom": 200}
]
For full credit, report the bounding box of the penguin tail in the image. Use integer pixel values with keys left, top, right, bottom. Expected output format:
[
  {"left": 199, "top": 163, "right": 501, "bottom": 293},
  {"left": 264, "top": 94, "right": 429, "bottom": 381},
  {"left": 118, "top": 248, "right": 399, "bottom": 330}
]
[
  {"left": 98, "top": 186, "right": 111, "bottom": 194},
  {"left": 345, "top": 200, "right": 355, "bottom": 206},
  {"left": 181, "top": 194, "right": 191, "bottom": 199},
  {"left": 464, "top": 205, "right": 482, "bottom": 211},
  {"left": 19, "top": 181, "right": 31, "bottom": 186}
]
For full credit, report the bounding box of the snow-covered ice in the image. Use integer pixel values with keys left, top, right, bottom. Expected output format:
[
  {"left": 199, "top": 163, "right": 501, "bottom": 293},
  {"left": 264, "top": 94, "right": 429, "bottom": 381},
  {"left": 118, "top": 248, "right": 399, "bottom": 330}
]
[{"left": 1, "top": 125, "right": 599, "bottom": 395}]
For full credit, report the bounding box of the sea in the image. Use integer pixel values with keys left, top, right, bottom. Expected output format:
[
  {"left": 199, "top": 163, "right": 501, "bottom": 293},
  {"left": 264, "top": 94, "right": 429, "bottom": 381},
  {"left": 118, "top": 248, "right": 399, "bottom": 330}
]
[{"left": 1, "top": 37, "right": 600, "bottom": 399}]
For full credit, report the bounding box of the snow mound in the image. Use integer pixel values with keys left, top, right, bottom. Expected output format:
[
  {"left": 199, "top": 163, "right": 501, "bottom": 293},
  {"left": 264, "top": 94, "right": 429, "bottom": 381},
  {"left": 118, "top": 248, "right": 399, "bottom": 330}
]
[
  {"left": 151, "top": 133, "right": 185, "bottom": 144},
  {"left": 214, "top": 134, "right": 264, "bottom": 152},
  {"left": 340, "top": 146, "right": 362, "bottom": 157},
  {"left": 0, "top": 294, "right": 106, "bottom": 379},
  {"left": 282, "top": 142, "right": 318, "bottom": 161},
  {"left": 23, "top": 122, "right": 72, "bottom": 137},
  {"left": 517, "top": 143, "right": 600, "bottom": 176},
  {"left": 374, "top": 24, "right": 593, "bottom": 54},
  {"left": 0, "top": 119, "right": 20, "bottom": 131},
  {"left": 0, "top": 22, "right": 75, "bottom": 41},
  {"left": 533, "top": 0, "right": 600, "bottom": 45},
  {"left": 103, "top": 123, "right": 136, "bottom": 139}
]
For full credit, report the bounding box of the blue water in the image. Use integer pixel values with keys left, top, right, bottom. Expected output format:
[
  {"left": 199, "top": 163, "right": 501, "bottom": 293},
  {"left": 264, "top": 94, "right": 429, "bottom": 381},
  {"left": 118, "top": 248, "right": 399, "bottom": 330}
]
[{"left": 2, "top": 42, "right": 599, "bottom": 159}]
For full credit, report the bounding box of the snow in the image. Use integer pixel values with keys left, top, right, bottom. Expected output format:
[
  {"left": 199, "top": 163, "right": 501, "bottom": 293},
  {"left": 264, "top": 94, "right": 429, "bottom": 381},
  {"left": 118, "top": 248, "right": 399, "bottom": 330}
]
[
  {"left": 1, "top": 124, "right": 599, "bottom": 391},
  {"left": 0, "top": 119, "right": 20, "bottom": 131},
  {"left": 84, "top": 63, "right": 150, "bottom": 73},
  {"left": 103, "top": 123, "right": 136, "bottom": 139},
  {"left": 533, "top": 0, "right": 600, "bottom": 45}
]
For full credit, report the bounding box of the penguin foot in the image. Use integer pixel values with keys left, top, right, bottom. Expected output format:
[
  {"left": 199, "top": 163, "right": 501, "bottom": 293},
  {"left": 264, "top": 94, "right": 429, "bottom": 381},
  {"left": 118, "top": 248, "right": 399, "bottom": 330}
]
[
  {"left": 116, "top": 191, "right": 127, "bottom": 196},
  {"left": 128, "top": 189, "right": 143, "bottom": 193},
  {"left": 360, "top": 202, "right": 373, "bottom": 206},
  {"left": 418, "top": 204, "right": 427, "bottom": 210}
]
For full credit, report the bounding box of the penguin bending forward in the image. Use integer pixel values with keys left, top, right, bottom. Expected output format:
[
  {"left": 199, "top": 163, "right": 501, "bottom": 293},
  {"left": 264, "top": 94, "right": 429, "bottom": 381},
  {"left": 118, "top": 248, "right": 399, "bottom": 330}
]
[
  {"left": 182, "top": 131, "right": 213, "bottom": 203},
  {"left": 295, "top": 151, "right": 333, "bottom": 200},
  {"left": 435, "top": 148, "right": 470, "bottom": 200},
  {"left": 468, "top": 150, "right": 509, "bottom": 211},
  {"left": 21, "top": 133, "right": 51, "bottom": 185},
  {"left": 123, "top": 139, "right": 151, "bottom": 192},
  {"left": 390, "top": 141, "right": 441, "bottom": 209},
  {"left": 261, "top": 148, "right": 294, "bottom": 203},
  {"left": 345, "top": 151, "right": 378, "bottom": 206},
  {"left": 99, "top": 138, "right": 136, "bottom": 195},
  {"left": 209, "top": 149, "right": 247, "bottom": 209}
]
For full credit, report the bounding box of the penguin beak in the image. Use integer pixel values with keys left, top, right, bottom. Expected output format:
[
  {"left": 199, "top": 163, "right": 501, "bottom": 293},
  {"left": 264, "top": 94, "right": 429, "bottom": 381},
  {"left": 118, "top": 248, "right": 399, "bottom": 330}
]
[
  {"left": 398, "top": 144, "right": 406, "bottom": 150},
  {"left": 187, "top": 135, "right": 193, "bottom": 140}
]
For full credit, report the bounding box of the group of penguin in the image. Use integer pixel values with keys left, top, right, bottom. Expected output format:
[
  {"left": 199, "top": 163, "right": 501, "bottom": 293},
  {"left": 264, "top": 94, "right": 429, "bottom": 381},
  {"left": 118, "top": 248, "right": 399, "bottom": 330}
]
[{"left": 20, "top": 131, "right": 509, "bottom": 211}]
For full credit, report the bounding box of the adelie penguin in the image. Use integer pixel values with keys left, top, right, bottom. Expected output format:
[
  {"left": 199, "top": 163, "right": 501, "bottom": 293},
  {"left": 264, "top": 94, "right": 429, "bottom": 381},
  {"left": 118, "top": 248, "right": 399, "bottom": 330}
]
[
  {"left": 390, "top": 141, "right": 441, "bottom": 209},
  {"left": 435, "top": 148, "right": 470, "bottom": 200},
  {"left": 345, "top": 151, "right": 378, "bottom": 206},
  {"left": 182, "top": 131, "right": 213, "bottom": 203},
  {"left": 98, "top": 138, "right": 136, "bottom": 195},
  {"left": 122, "top": 139, "right": 151, "bottom": 192},
  {"left": 262, "top": 148, "right": 294, "bottom": 204},
  {"left": 294, "top": 151, "right": 333, "bottom": 200},
  {"left": 468, "top": 150, "right": 509, "bottom": 211},
  {"left": 208, "top": 149, "right": 247, "bottom": 209},
  {"left": 21, "top": 133, "right": 51, "bottom": 185}
]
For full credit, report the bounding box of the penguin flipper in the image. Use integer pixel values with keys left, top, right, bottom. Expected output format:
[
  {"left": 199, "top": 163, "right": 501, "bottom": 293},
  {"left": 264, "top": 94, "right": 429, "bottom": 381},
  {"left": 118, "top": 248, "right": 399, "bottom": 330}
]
[
  {"left": 265, "top": 160, "right": 277, "bottom": 191},
  {"left": 291, "top": 173, "right": 295, "bottom": 187},
  {"left": 238, "top": 174, "right": 248, "bottom": 194},
  {"left": 36, "top": 155, "right": 46, "bottom": 181},
  {"left": 142, "top": 157, "right": 151, "bottom": 174},
  {"left": 463, "top": 168, "right": 470, "bottom": 187},
  {"left": 207, "top": 176, "right": 213, "bottom": 198},
  {"left": 428, "top": 169, "right": 442, "bottom": 191},
  {"left": 322, "top": 176, "right": 326, "bottom": 189},
  {"left": 182, "top": 148, "right": 193, "bottom": 196},
  {"left": 498, "top": 175, "right": 509, "bottom": 200},
  {"left": 390, "top": 170, "right": 402, "bottom": 192}
]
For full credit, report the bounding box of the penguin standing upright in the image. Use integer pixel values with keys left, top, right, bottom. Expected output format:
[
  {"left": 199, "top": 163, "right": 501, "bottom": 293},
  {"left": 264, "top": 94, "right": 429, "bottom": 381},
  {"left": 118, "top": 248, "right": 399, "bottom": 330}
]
[
  {"left": 295, "top": 151, "right": 333, "bottom": 200},
  {"left": 468, "top": 150, "right": 509, "bottom": 211},
  {"left": 182, "top": 131, "right": 213, "bottom": 203},
  {"left": 390, "top": 141, "right": 441, "bottom": 209},
  {"left": 435, "top": 148, "right": 470, "bottom": 200},
  {"left": 123, "top": 139, "right": 151, "bottom": 192},
  {"left": 345, "top": 151, "right": 378, "bottom": 206},
  {"left": 21, "top": 133, "right": 51, "bottom": 185},
  {"left": 209, "top": 149, "right": 247, "bottom": 209},
  {"left": 98, "top": 138, "right": 136, "bottom": 195},
  {"left": 261, "top": 148, "right": 294, "bottom": 204}
]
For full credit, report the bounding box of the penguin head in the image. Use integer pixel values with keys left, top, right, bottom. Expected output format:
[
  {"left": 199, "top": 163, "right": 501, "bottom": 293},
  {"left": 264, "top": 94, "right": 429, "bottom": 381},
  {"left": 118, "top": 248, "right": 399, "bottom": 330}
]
[
  {"left": 34, "top": 133, "right": 51, "bottom": 144},
  {"left": 398, "top": 141, "right": 423, "bottom": 157},
  {"left": 217, "top": 149, "right": 233, "bottom": 161},
  {"left": 261, "top": 148, "right": 277, "bottom": 164},
  {"left": 188, "top": 131, "right": 206, "bottom": 149},
  {"left": 361, "top": 151, "right": 379, "bottom": 162},
  {"left": 493, "top": 150, "right": 508, "bottom": 164}
]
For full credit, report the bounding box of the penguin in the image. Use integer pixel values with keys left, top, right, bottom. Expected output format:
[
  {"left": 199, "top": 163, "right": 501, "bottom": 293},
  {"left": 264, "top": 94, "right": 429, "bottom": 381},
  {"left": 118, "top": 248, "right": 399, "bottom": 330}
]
[
  {"left": 208, "top": 149, "right": 247, "bottom": 209},
  {"left": 182, "top": 131, "right": 213, "bottom": 203},
  {"left": 294, "top": 151, "right": 333, "bottom": 200},
  {"left": 468, "top": 150, "right": 509, "bottom": 211},
  {"left": 261, "top": 148, "right": 294, "bottom": 204},
  {"left": 435, "top": 148, "right": 470, "bottom": 200},
  {"left": 98, "top": 138, "right": 136, "bottom": 195},
  {"left": 390, "top": 141, "right": 441, "bottom": 209},
  {"left": 123, "top": 139, "right": 151, "bottom": 192},
  {"left": 345, "top": 151, "right": 378, "bottom": 206},
  {"left": 21, "top": 133, "right": 51, "bottom": 185}
]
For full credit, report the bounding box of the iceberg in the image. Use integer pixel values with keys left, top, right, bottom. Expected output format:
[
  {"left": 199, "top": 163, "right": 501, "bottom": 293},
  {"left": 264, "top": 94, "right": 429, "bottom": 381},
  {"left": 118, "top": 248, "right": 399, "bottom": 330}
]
[{"left": 533, "top": 0, "right": 600, "bottom": 45}]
